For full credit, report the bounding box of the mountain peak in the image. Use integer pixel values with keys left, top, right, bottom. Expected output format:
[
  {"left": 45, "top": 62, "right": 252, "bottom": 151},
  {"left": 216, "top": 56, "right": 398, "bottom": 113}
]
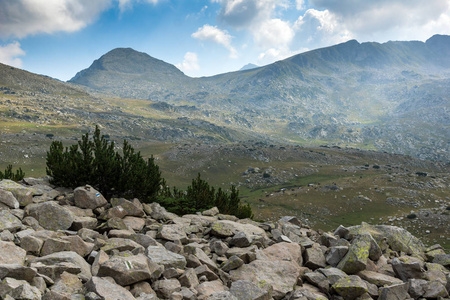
[{"left": 239, "top": 63, "right": 259, "bottom": 71}]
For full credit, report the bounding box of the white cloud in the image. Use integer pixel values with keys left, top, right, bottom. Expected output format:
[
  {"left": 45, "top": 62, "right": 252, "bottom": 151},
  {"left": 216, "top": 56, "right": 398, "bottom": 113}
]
[
  {"left": 0, "top": 41, "right": 25, "bottom": 68},
  {"left": 308, "top": 0, "right": 450, "bottom": 41},
  {"left": 118, "top": 0, "right": 160, "bottom": 13},
  {"left": 253, "top": 18, "right": 294, "bottom": 48},
  {"left": 257, "top": 46, "right": 293, "bottom": 65},
  {"left": 176, "top": 52, "right": 200, "bottom": 73},
  {"left": 212, "top": 0, "right": 285, "bottom": 28},
  {"left": 294, "top": 9, "right": 353, "bottom": 47},
  {"left": 192, "top": 25, "right": 238, "bottom": 58},
  {"left": 296, "top": 0, "right": 304, "bottom": 10},
  {"left": 0, "top": 0, "right": 111, "bottom": 38}
]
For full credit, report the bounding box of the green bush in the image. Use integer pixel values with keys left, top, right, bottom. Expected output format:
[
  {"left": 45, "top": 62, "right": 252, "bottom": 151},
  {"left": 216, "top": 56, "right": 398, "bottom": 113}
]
[
  {"left": 159, "top": 173, "right": 253, "bottom": 219},
  {"left": 0, "top": 165, "right": 25, "bottom": 181},
  {"left": 46, "top": 126, "right": 162, "bottom": 200}
]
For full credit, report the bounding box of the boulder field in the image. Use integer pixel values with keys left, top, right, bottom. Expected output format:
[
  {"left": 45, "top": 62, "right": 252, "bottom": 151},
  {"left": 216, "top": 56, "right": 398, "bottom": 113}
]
[{"left": 0, "top": 177, "right": 449, "bottom": 300}]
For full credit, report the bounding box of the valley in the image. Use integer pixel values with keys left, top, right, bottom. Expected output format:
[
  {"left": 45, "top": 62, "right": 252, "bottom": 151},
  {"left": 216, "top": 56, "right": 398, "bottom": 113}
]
[{"left": 0, "top": 35, "right": 449, "bottom": 250}]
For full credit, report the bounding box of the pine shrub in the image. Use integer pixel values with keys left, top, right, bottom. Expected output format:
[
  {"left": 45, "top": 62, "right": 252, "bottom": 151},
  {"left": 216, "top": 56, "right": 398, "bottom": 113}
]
[
  {"left": 46, "top": 126, "right": 163, "bottom": 201},
  {"left": 0, "top": 165, "right": 25, "bottom": 181}
]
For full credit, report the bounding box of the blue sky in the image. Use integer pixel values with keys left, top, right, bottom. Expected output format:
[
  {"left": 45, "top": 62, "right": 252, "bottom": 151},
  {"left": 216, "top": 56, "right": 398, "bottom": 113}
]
[{"left": 1, "top": 0, "right": 449, "bottom": 81}]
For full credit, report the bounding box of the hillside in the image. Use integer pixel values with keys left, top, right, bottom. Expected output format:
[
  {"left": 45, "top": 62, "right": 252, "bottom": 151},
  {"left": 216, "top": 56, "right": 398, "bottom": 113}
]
[{"left": 69, "top": 35, "right": 450, "bottom": 161}]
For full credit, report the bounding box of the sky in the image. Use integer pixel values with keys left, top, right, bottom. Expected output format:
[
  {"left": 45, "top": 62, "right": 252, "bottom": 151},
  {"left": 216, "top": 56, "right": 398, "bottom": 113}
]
[{"left": 0, "top": 0, "right": 449, "bottom": 81}]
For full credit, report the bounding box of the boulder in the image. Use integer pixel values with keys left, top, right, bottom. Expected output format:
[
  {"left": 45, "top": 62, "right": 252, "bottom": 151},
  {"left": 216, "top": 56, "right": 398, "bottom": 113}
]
[
  {"left": 357, "top": 270, "right": 403, "bottom": 286},
  {"left": 0, "top": 189, "right": 19, "bottom": 209},
  {"left": 0, "top": 264, "right": 37, "bottom": 282},
  {"left": 0, "top": 209, "right": 22, "bottom": 233},
  {"left": 195, "top": 280, "right": 227, "bottom": 299},
  {"left": 27, "top": 201, "right": 74, "bottom": 231},
  {"left": 337, "top": 233, "right": 372, "bottom": 274},
  {"left": 0, "top": 179, "right": 41, "bottom": 206},
  {"left": 348, "top": 223, "right": 425, "bottom": 258},
  {"left": 262, "top": 242, "right": 303, "bottom": 266},
  {"left": 152, "top": 279, "right": 182, "bottom": 299},
  {"left": 146, "top": 246, "right": 187, "bottom": 269},
  {"left": 29, "top": 251, "right": 91, "bottom": 282},
  {"left": 210, "top": 220, "right": 267, "bottom": 239},
  {"left": 73, "top": 185, "right": 107, "bottom": 209},
  {"left": 85, "top": 276, "right": 135, "bottom": 300},
  {"left": 332, "top": 275, "right": 368, "bottom": 300},
  {"left": 378, "top": 283, "right": 409, "bottom": 300},
  {"left": 101, "top": 237, "right": 145, "bottom": 254},
  {"left": 304, "top": 243, "right": 326, "bottom": 270},
  {"left": 230, "top": 280, "right": 272, "bottom": 300},
  {"left": 0, "top": 241, "right": 27, "bottom": 265},
  {"left": 230, "top": 259, "right": 301, "bottom": 299},
  {"left": 97, "top": 253, "right": 160, "bottom": 286},
  {"left": 157, "top": 224, "right": 188, "bottom": 242},
  {"left": 110, "top": 198, "right": 145, "bottom": 217}
]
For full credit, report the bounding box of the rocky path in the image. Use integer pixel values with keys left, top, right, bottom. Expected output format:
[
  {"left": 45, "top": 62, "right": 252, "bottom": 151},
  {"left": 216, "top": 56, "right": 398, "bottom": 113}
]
[{"left": 0, "top": 178, "right": 449, "bottom": 299}]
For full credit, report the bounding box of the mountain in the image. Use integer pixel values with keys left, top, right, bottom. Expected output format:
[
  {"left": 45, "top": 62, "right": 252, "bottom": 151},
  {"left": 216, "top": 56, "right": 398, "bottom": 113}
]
[
  {"left": 239, "top": 63, "right": 259, "bottom": 71},
  {"left": 0, "top": 63, "right": 88, "bottom": 96},
  {"left": 70, "top": 48, "right": 191, "bottom": 98},
  {"left": 67, "top": 35, "right": 449, "bottom": 161}
]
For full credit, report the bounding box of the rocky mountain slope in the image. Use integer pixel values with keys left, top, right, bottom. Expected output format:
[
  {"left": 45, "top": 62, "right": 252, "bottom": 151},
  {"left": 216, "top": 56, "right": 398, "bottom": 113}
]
[
  {"left": 0, "top": 178, "right": 449, "bottom": 299},
  {"left": 69, "top": 35, "right": 450, "bottom": 161}
]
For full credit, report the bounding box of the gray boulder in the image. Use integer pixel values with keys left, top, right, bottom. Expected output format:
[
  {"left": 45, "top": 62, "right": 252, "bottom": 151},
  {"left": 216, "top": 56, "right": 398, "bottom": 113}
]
[
  {"left": 74, "top": 185, "right": 107, "bottom": 209},
  {"left": 85, "top": 276, "right": 135, "bottom": 300},
  {"left": 26, "top": 201, "right": 74, "bottom": 231}
]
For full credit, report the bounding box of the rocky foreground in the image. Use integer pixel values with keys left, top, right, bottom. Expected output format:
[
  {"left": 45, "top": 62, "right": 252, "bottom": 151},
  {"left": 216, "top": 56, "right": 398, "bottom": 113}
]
[{"left": 0, "top": 178, "right": 449, "bottom": 300}]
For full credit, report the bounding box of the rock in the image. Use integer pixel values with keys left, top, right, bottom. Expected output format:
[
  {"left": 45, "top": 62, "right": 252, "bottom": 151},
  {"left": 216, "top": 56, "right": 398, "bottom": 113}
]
[
  {"left": 221, "top": 255, "right": 244, "bottom": 272},
  {"left": 337, "top": 234, "right": 372, "bottom": 274},
  {"left": 391, "top": 257, "right": 424, "bottom": 281},
  {"left": 304, "top": 272, "right": 329, "bottom": 293},
  {"left": 74, "top": 185, "right": 107, "bottom": 209},
  {"left": 61, "top": 235, "right": 94, "bottom": 257},
  {"left": 29, "top": 251, "right": 92, "bottom": 282},
  {"left": 0, "top": 189, "right": 20, "bottom": 209},
  {"left": 0, "top": 241, "right": 27, "bottom": 264},
  {"left": 146, "top": 245, "right": 187, "bottom": 269},
  {"left": 0, "top": 209, "right": 22, "bottom": 232},
  {"left": 195, "top": 265, "right": 219, "bottom": 281},
  {"left": 85, "top": 276, "right": 135, "bottom": 300},
  {"left": 20, "top": 235, "right": 44, "bottom": 255},
  {"left": 0, "top": 179, "right": 40, "bottom": 206},
  {"left": 230, "top": 259, "right": 300, "bottom": 299},
  {"left": 97, "top": 253, "right": 158, "bottom": 286},
  {"left": 422, "top": 281, "right": 449, "bottom": 298},
  {"left": 357, "top": 270, "right": 403, "bottom": 286},
  {"left": 211, "top": 220, "right": 267, "bottom": 239},
  {"left": 304, "top": 243, "right": 326, "bottom": 270},
  {"left": 40, "top": 237, "right": 71, "bottom": 256},
  {"left": 262, "top": 242, "right": 303, "bottom": 266},
  {"left": 110, "top": 198, "right": 145, "bottom": 217},
  {"left": 0, "top": 264, "right": 37, "bottom": 282},
  {"left": 131, "top": 281, "right": 157, "bottom": 298},
  {"left": 0, "top": 277, "right": 41, "bottom": 300},
  {"left": 408, "top": 279, "right": 427, "bottom": 298},
  {"left": 210, "top": 240, "right": 229, "bottom": 256},
  {"left": 50, "top": 271, "right": 83, "bottom": 298},
  {"left": 207, "top": 291, "right": 238, "bottom": 300},
  {"left": 332, "top": 275, "right": 368, "bottom": 300},
  {"left": 378, "top": 283, "right": 409, "bottom": 300},
  {"left": 318, "top": 267, "right": 348, "bottom": 285},
  {"left": 326, "top": 246, "right": 349, "bottom": 266},
  {"left": 27, "top": 201, "right": 74, "bottom": 231},
  {"left": 123, "top": 216, "right": 145, "bottom": 231},
  {"left": 432, "top": 254, "right": 450, "bottom": 267},
  {"left": 348, "top": 223, "right": 425, "bottom": 258},
  {"left": 230, "top": 280, "right": 272, "bottom": 300},
  {"left": 226, "top": 246, "right": 257, "bottom": 264},
  {"left": 152, "top": 279, "right": 182, "bottom": 298},
  {"left": 179, "top": 268, "right": 199, "bottom": 288},
  {"left": 202, "top": 207, "right": 219, "bottom": 216},
  {"left": 230, "top": 231, "right": 252, "bottom": 248},
  {"left": 157, "top": 224, "right": 188, "bottom": 242},
  {"left": 196, "top": 280, "right": 226, "bottom": 299},
  {"left": 101, "top": 237, "right": 145, "bottom": 254}
]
